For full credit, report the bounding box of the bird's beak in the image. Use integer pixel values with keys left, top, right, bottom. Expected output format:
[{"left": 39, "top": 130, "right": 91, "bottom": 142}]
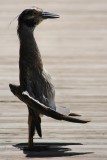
[{"left": 41, "top": 12, "right": 60, "bottom": 19}]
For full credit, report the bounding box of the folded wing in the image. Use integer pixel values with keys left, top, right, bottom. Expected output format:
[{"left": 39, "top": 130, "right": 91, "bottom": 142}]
[{"left": 9, "top": 84, "right": 90, "bottom": 123}]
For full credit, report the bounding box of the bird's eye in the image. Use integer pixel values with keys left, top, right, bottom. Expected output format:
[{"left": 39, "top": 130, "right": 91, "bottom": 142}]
[{"left": 33, "top": 11, "right": 37, "bottom": 16}]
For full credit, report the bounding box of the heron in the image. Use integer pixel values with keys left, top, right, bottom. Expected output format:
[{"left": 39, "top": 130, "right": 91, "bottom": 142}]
[{"left": 9, "top": 7, "right": 89, "bottom": 150}]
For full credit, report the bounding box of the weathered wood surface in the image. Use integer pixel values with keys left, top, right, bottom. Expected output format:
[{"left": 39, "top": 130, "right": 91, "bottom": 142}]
[{"left": 0, "top": 0, "right": 107, "bottom": 159}]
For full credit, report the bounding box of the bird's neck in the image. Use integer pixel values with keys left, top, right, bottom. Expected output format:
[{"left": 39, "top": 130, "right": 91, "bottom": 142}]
[{"left": 17, "top": 24, "right": 43, "bottom": 71}]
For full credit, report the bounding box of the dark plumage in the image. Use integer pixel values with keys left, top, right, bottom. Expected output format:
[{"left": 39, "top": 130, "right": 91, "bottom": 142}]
[{"left": 9, "top": 7, "right": 89, "bottom": 150}]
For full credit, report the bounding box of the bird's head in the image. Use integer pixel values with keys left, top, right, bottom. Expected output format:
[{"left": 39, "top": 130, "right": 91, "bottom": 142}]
[{"left": 18, "top": 7, "right": 59, "bottom": 28}]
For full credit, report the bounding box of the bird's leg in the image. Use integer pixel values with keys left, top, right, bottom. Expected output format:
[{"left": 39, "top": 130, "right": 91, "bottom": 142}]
[
  {"left": 27, "top": 107, "right": 47, "bottom": 151},
  {"left": 28, "top": 113, "right": 34, "bottom": 149},
  {"left": 27, "top": 107, "right": 35, "bottom": 150}
]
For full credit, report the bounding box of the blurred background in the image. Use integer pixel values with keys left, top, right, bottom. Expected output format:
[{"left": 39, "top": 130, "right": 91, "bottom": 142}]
[
  {"left": 0, "top": 0, "right": 107, "bottom": 159},
  {"left": 0, "top": 0, "right": 107, "bottom": 104}
]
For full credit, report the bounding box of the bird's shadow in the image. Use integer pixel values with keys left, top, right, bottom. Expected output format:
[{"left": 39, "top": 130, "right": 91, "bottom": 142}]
[{"left": 13, "top": 142, "right": 93, "bottom": 158}]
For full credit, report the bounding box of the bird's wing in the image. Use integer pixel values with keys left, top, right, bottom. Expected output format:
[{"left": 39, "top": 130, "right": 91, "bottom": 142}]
[
  {"left": 9, "top": 84, "right": 90, "bottom": 123},
  {"left": 56, "top": 105, "right": 81, "bottom": 116}
]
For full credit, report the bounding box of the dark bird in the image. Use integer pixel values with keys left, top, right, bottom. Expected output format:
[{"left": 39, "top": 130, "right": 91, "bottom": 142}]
[{"left": 9, "top": 7, "right": 89, "bottom": 150}]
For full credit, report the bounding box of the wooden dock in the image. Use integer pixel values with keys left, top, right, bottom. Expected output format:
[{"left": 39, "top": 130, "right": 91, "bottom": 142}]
[{"left": 0, "top": 0, "right": 107, "bottom": 159}]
